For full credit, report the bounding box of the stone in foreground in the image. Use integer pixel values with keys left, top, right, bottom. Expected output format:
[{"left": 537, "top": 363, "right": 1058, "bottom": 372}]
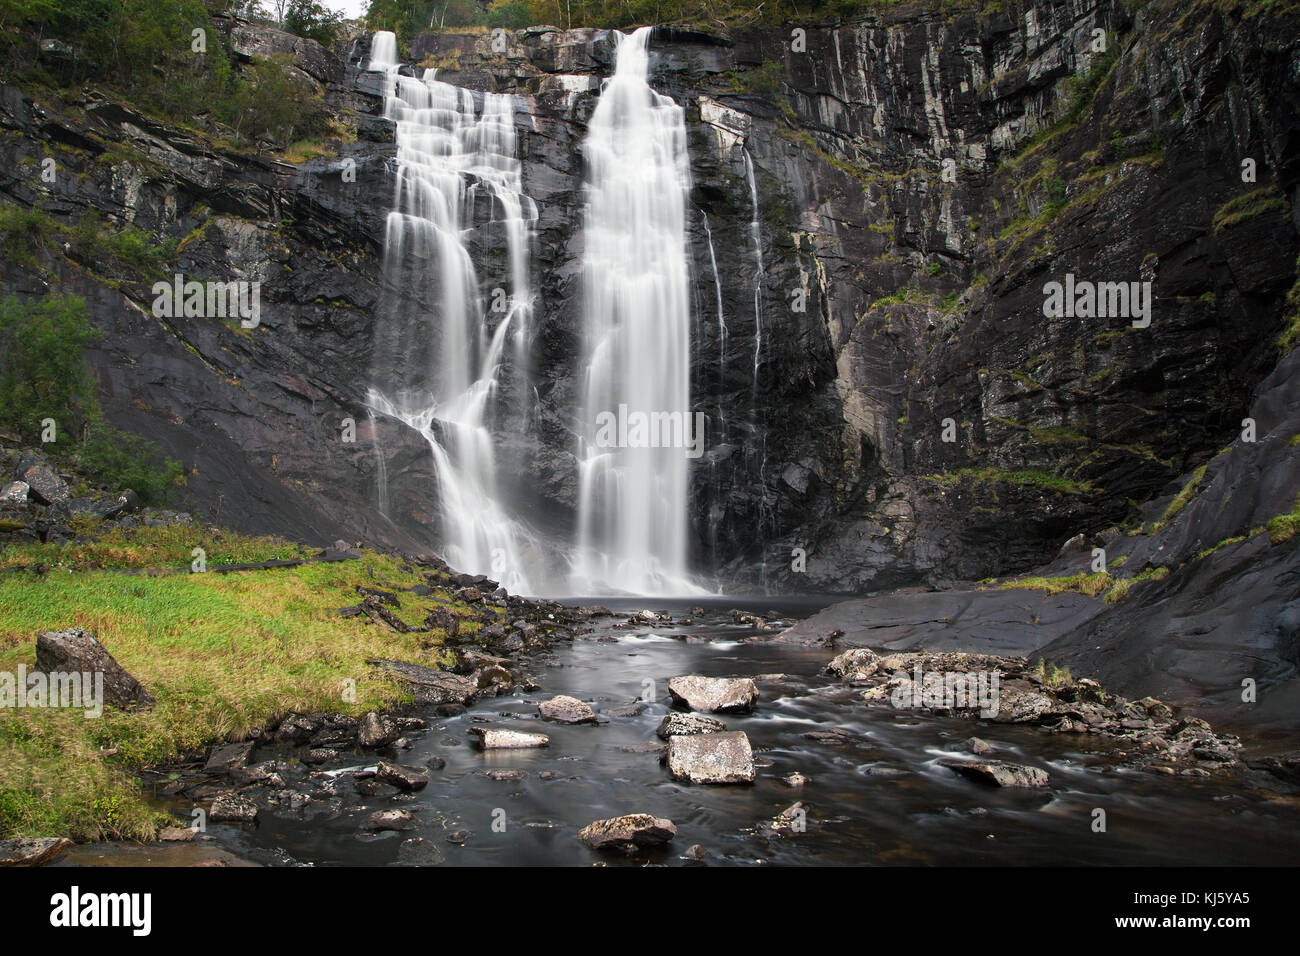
[
  {"left": 939, "top": 758, "right": 1049, "bottom": 788},
  {"left": 667, "top": 675, "right": 758, "bottom": 714},
  {"left": 0, "top": 837, "right": 73, "bottom": 866},
  {"left": 538, "top": 695, "right": 598, "bottom": 724},
  {"left": 665, "top": 731, "right": 755, "bottom": 784},
  {"left": 656, "top": 712, "right": 727, "bottom": 739},
  {"left": 578, "top": 814, "right": 676, "bottom": 852},
  {"left": 468, "top": 727, "right": 549, "bottom": 749},
  {"left": 35, "top": 628, "right": 154, "bottom": 708}
]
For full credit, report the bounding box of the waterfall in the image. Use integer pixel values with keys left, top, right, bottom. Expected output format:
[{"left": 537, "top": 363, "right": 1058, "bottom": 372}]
[
  {"left": 743, "top": 149, "right": 771, "bottom": 587},
  {"left": 364, "top": 31, "right": 541, "bottom": 595},
  {"left": 572, "top": 27, "right": 698, "bottom": 595},
  {"left": 368, "top": 30, "right": 397, "bottom": 71}
]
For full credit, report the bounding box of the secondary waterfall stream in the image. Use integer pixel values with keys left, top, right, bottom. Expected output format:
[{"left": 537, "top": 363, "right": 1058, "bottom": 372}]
[
  {"left": 572, "top": 27, "right": 697, "bottom": 596},
  {"left": 365, "top": 32, "right": 540, "bottom": 594}
]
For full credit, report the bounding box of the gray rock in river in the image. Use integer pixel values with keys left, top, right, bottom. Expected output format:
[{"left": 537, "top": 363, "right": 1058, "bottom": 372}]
[
  {"left": 364, "top": 809, "right": 418, "bottom": 832},
  {"left": 468, "top": 727, "right": 549, "bottom": 749},
  {"left": 0, "top": 837, "right": 73, "bottom": 866},
  {"left": 538, "top": 694, "right": 598, "bottom": 724},
  {"left": 357, "top": 711, "right": 399, "bottom": 748},
  {"left": 667, "top": 675, "right": 758, "bottom": 714},
  {"left": 375, "top": 760, "right": 429, "bottom": 791},
  {"left": 578, "top": 813, "right": 676, "bottom": 852},
  {"left": 665, "top": 731, "right": 755, "bottom": 784},
  {"left": 209, "top": 791, "right": 259, "bottom": 823},
  {"left": 826, "top": 647, "right": 881, "bottom": 679},
  {"left": 656, "top": 712, "right": 727, "bottom": 739},
  {"left": 939, "top": 758, "right": 1049, "bottom": 788}
]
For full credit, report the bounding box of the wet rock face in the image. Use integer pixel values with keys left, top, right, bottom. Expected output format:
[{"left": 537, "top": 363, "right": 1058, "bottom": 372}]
[{"left": 1, "top": 5, "right": 1296, "bottom": 594}]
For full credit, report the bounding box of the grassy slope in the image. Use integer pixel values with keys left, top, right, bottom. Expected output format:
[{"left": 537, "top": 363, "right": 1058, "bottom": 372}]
[{"left": 0, "top": 526, "right": 477, "bottom": 841}]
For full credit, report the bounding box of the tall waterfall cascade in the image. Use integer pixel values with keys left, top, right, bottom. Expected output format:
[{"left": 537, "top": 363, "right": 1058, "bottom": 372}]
[
  {"left": 365, "top": 31, "right": 541, "bottom": 595},
  {"left": 572, "top": 27, "right": 699, "bottom": 595}
]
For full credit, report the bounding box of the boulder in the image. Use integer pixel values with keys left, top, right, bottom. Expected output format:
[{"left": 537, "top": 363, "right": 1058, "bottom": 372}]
[
  {"left": 375, "top": 760, "right": 429, "bottom": 792},
  {"left": 34, "top": 628, "right": 153, "bottom": 708},
  {"left": 826, "top": 647, "right": 881, "bottom": 679},
  {"left": 0, "top": 837, "right": 73, "bottom": 866},
  {"left": 656, "top": 712, "right": 727, "bottom": 739},
  {"left": 357, "top": 711, "right": 399, "bottom": 748},
  {"left": 939, "top": 759, "right": 1049, "bottom": 788},
  {"left": 665, "top": 731, "right": 755, "bottom": 784},
  {"left": 363, "top": 809, "right": 419, "bottom": 832},
  {"left": 468, "top": 727, "right": 549, "bottom": 749},
  {"left": 538, "top": 695, "right": 598, "bottom": 724},
  {"left": 1, "top": 480, "right": 28, "bottom": 503},
  {"left": 203, "top": 741, "right": 254, "bottom": 774},
  {"left": 578, "top": 813, "right": 676, "bottom": 852},
  {"left": 209, "top": 791, "right": 259, "bottom": 823},
  {"left": 16, "top": 457, "right": 68, "bottom": 505},
  {"left": 667, "top": 675, "right": 758, "bottom": 714}
]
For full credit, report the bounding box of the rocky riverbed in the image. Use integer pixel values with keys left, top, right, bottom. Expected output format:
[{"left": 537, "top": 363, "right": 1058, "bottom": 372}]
[{"left": 44, "top": 598, "right": 1300, "bottom": 868}]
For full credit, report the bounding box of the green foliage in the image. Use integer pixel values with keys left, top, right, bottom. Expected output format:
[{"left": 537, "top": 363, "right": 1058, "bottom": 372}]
[
  {"left": 284, "top": 0, "right": 344, "bottom": 46},
  {"left": 0, "top": 293, "right": 183, "bottom": 503},
  {"left": 79, "top": 424, "right": 184, "bottom": 505},
  {"left": 1212, "top": 185, "right": 1287, "bottom": 233},
  {"left": 229, "top": 53, "right": 331, "bottom": 148},
  {"left": 0, "top": 204, "right": 56, "bottom": 266},
  {"left": 0, "top": 295, "right": 102, "bottom": 444}
]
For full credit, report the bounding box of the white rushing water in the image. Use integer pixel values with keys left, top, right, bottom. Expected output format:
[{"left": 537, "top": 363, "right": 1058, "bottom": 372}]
[
  {"left": 572, "top": 27, "right": 699, "bottom": 595},
  {"left": 365, "top": 31, "right": 540, "bottom": 595}
]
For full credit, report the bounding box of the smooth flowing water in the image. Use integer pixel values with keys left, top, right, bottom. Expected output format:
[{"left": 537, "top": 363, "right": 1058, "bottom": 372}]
[
  {"left": 126, "top": 602, "right": 1300, "bottom": 868},
  {"left": 572, "top": 27, "right": 696, "bottom": 596},
  {"left": 365, "top": 32, "right": 541, "bottom": 594}
]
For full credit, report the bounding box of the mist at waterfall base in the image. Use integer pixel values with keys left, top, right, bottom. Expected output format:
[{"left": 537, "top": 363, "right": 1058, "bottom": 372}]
[{"left": 364, "top": 28, "right": 713, "bottom": 599}]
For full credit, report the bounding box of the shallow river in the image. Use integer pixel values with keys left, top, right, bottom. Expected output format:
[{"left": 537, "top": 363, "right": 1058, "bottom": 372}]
[{"left": 61, "top": 598, "right": 1300, "bottom": 866}]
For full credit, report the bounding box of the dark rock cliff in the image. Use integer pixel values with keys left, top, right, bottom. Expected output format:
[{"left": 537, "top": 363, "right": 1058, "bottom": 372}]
[{"left": 1, "top": 2, "right": 1296, "bottom": 603}]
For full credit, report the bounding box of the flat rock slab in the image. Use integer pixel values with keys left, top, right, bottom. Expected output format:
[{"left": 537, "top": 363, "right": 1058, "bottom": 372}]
[
  {"left": 0, "top": 837, "right": 73, "bottom": 866},
  {"left": 665, "top": 731, "right": 755, "bottom": 784},
  {"left": 774, "top": 589, "right": 1104, "bottom": 656},
  {"left": 657, "top": 712, "right": 727, "bottom": 739},
  {"left": 35, "top": 628, "right": 153, "bottom": 708},
  {"left": 538, "top": 695, "right": 598, "bottom": 724},
  {"left": 469, "top": 727, "right": 549, "bottom": 749},
  {"left": 375, "top": 760, "right": 429, "bottom": 791},
  {"left": 939, "top": 758, "right": 1049, "bottom": 788},
  {"left": 667, "top": 675, "right": 758, "bottom": 714},
  {"left": 367, "top": 659, "right": 476, "bottom": 706},
  {"left": 579, "top": 814, "right": 676, "bottom": 852},
  {"left": 204, "top": 741, "right": 254, "bottom": 774}
]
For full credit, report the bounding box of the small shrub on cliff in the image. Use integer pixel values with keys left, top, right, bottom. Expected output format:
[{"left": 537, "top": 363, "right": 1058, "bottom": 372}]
[
  {"left": 0, "top": 294, "right": 101, "bottom": 444},
  {"left": 79, "top": 424, "right": 185, "bottom": 505}
]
